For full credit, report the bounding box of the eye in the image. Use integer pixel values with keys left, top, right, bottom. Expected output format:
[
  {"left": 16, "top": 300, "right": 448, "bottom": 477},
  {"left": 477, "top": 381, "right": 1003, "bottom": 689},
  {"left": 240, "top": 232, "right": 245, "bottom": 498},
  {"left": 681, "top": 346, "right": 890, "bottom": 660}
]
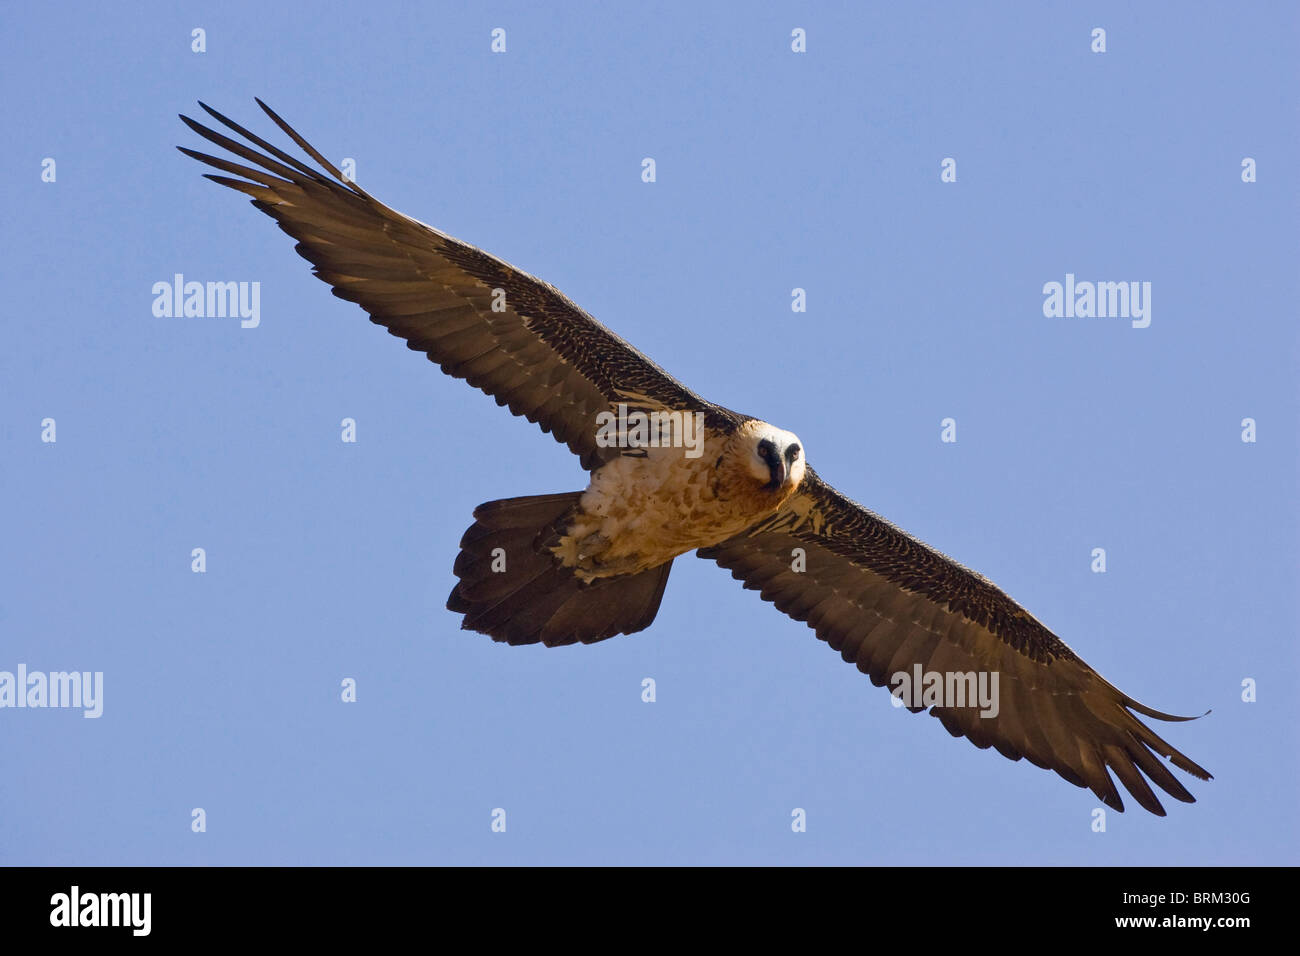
[
  {"left": 786, "top": 444, "right": 801, "bottom": 462},
  {"left": 756, "top": 439, "right": 774, "bottom": 461}
]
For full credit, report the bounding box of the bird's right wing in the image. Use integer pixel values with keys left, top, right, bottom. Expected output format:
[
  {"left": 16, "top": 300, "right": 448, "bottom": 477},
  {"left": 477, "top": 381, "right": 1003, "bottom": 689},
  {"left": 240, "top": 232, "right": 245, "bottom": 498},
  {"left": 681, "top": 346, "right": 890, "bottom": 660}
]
[
  {"left": 179, "top": 99, "right": 726, "bottom": 470},
  {"left": 699, "top": 468, "right": 1212, "bottom": 815}
]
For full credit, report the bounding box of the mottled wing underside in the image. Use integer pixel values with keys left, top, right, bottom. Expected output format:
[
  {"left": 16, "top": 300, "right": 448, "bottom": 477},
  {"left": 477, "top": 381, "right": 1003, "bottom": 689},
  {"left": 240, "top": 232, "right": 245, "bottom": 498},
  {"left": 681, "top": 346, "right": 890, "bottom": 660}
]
[
  {"left": 699, "top": 468, "right": 1212, "bottom": 815},
  {"left": 179, "top": 99, "right": 727, "bottom": 469}
]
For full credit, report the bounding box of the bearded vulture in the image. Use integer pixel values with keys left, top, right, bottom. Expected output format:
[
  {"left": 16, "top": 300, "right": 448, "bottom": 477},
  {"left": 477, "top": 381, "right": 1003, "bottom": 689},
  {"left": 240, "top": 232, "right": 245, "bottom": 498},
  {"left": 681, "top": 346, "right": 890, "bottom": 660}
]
[{"left": 179, "top": 100, "right": 1211, "bottom": 816}]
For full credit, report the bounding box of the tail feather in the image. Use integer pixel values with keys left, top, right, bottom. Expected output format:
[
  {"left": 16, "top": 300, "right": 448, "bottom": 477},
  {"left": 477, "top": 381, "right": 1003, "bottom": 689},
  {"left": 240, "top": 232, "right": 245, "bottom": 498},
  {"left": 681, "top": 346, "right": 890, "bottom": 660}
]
[{"left": 447, "top": 492, "right": 673, "bottom": 646}]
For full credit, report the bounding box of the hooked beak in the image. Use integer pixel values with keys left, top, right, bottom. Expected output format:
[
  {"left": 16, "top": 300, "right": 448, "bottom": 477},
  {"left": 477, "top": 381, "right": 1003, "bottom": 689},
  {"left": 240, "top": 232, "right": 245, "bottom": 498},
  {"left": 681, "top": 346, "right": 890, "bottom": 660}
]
[{"left": 766, "top": 458, "right": 787, "bottom": 490}]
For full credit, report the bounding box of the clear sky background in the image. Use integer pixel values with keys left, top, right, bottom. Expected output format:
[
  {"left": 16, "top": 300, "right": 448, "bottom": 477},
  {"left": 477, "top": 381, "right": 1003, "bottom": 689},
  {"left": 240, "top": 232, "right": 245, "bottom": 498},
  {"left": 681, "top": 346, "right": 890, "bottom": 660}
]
[{"left": 2, "top": 1, "right": 1296, "bottom": 865}]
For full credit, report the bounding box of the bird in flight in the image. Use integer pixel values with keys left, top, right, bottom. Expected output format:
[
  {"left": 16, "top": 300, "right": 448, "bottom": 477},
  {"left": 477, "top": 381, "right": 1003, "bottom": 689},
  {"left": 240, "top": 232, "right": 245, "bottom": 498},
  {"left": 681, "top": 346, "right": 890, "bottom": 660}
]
[{"left": 180, "top": 99, "right": 1211, "bottom": 816}]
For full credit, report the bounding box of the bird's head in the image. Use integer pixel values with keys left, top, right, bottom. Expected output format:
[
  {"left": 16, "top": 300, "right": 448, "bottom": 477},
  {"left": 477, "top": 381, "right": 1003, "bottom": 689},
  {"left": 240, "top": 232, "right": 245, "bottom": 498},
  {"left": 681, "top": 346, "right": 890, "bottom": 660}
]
[{"left": 730, "top": 419, "right": 806, "bottom": 498}]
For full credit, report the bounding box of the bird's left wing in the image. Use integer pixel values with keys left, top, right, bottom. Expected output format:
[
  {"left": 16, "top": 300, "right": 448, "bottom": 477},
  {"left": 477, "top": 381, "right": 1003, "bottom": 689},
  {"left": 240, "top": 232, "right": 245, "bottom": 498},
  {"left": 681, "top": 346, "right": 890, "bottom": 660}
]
[
  {"left": 178, "top": 100, "right": 723, "bottom": 470},
  {"left": 697, "top": 469, "right": 1211, "bottom": 815}
]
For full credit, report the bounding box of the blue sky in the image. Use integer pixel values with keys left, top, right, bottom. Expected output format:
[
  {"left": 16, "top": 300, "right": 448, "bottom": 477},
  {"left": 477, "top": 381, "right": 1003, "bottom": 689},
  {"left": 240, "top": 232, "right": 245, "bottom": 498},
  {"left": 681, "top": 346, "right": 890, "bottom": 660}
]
[{"left": 2, "top": 1, "right": 1296, "bottom": 864}]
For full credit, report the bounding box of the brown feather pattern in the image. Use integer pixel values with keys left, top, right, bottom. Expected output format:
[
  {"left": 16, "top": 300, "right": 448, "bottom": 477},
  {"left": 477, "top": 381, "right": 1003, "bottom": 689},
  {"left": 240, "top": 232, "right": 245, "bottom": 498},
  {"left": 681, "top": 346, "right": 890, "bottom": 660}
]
[
  {"left": 178, "top": 99, "right": 734, "bottom": 471},
  {"left": 700, "top": 470, "right": 1212, "bottom": 815},
  {"left": 181, "top": 102, "right": 1211, "bottom": 816}
]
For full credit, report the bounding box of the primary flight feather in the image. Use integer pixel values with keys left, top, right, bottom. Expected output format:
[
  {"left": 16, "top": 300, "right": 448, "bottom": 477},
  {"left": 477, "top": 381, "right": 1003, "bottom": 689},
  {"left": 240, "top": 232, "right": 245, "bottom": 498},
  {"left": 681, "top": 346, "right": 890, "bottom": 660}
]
[{"left": 180, "top": 99, "right": 1211, "bottom": 816}]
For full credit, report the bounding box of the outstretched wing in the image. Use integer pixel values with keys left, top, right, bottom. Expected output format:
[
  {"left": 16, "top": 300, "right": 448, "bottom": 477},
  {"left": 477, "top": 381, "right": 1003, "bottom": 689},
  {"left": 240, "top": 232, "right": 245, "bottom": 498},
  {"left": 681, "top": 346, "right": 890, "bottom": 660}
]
[
  {"left": 698, "top": 469, "right": 1212, "bottom": 815},
  {"left": 179, "top": 99, "right": 727, "bottom": 470}
]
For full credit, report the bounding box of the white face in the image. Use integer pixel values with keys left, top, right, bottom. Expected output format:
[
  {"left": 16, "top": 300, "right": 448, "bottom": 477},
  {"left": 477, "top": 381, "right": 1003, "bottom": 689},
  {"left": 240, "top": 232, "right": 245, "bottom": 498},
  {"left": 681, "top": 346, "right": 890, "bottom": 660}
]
[{"left": 742, "top": 421, "right": 806, "bottom": 489}]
